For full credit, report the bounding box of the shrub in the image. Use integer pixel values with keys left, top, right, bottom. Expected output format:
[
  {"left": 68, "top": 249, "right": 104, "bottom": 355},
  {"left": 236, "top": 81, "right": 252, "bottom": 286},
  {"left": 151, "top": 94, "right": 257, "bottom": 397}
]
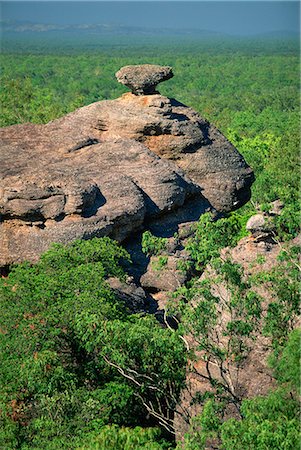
[{"left": 141, "top": 231, "right": 168, "bottom": 257}]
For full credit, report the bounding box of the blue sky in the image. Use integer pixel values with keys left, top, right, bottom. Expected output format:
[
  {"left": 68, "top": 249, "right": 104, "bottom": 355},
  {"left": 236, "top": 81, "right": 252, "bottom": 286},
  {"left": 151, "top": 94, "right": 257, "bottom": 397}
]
[{"left": 1, "top": 1, "right": 300, "bottom": 36}]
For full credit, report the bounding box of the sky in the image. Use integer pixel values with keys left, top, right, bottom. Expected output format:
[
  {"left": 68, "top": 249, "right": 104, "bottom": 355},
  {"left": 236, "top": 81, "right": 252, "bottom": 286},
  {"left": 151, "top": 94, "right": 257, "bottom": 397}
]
[{"left": 1, "top": 1, "right": 300, "bottom": 36}]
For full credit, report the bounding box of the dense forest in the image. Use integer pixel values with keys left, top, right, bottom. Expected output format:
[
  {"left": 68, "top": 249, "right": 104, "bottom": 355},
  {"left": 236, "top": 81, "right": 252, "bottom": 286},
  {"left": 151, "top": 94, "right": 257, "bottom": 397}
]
[{"left": 0, "top": 36, "right": 300, "bottom": 449}]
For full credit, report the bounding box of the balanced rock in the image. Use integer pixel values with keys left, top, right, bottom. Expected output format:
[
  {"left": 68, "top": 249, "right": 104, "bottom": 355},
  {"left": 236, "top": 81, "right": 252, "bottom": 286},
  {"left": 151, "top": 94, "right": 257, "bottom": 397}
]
[
  {"left": 116, "top": 64, "right": 173, "bottom": 95},
  {"left": 0, "top": 64, "right": 254, "bottom": 266}
]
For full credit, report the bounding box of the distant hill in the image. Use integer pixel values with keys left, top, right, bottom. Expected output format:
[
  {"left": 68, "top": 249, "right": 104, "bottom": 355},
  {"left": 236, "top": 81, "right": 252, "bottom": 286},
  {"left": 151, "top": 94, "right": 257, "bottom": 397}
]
[
  {"left": 1, "top": 20, "right": 226, "bottom": 37},
  {"left": 2, "top": 20, "right": 299, "bottom": 39}
]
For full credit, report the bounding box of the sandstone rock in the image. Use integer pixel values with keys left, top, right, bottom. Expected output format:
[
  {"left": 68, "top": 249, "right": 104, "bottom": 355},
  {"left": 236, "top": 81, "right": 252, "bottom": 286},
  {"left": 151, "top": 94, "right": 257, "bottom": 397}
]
[
  {"left": 246, "top": 213, "right": 275, "bottom": 237},
  {"left": 116, "top": 64, "right": 173, "bottom": 95},
  {"left": 89, "top": 92, "right": 254, "bottom": 212},
  {"left": 174, "top": 235, "right": 287, "bottom": 439},
  {"left": 140, "top": 255, "right": 189, "bottom": 292},
  {"left": 0, "top": 131, "right": 198, "bottom": 265},
  {"left": 0, "top": 64, "right": 254, "bottom": 266},
  {"left": 107, "top": 277, "right": 148, "bottom": 313},
  {"left": 246, "top": 214, "right": 267, "bottom": 233}
]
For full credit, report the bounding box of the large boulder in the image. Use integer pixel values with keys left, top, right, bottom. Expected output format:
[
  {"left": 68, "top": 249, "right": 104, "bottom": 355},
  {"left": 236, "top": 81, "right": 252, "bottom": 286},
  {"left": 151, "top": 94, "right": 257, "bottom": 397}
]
[
  {"left": 0, "top": 64, "right": 254, "bottom": 266},
  {"left": 0, "top": 130, "right": 198, "bottom": 265},
  {"left": 89, "top": 92, "right": 254, "bottom": 211}
]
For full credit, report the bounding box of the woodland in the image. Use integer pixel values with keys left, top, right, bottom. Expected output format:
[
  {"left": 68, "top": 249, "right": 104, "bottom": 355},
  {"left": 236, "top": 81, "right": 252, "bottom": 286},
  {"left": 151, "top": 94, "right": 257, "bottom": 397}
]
[{"left": 0, "top": 36, "right": 300, "bottom": 449}]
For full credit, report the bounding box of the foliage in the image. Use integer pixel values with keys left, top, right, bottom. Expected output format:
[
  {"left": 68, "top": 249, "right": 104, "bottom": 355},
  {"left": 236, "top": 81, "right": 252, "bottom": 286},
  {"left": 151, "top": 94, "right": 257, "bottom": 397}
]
[
  {"left": 228, "top": 129, "right": 300, "bottom": 239},
  {"left": 178, "top": 329, "right": 301, "bottom": 450},
  {"left": 142, "top": 231, "right": 168, "bottom": 257},
  {"left": 220, "top": 329, "right": 301, "bottom": 449},
  {"left": 251, "top": 245, "right": 300, "bottom": 349},
  {"left": 171, "top": 258, "right": 263, "bottom": 402},
  {"left": 0, "top": 237, "right": 186, "bottom": 448},
  {"left": 76, "top": 313, "right": 187, "bottom": 434},
  {"left": 273, "top": 201, "right": 300, "bottom": 240},
  {"left": 269, "top": 328, "right": 301, "bottom": 395},
  {"left": 38, "top": 236, "right": 130, "bottom": 275},
  {"left": 184, "top": 213, "right": 248, "bottom": 270},
  {"left": 19, "top": 425, "right": 172, "bottom": 450},
  {"left": 177, "top": 399, "right": 222, "bottom": 450},
  {"left": 75, "top": 425, "right": 172, "bottom": 450},
  {"left": 219, "top": 388, "right": 300, "bottom": 450}
]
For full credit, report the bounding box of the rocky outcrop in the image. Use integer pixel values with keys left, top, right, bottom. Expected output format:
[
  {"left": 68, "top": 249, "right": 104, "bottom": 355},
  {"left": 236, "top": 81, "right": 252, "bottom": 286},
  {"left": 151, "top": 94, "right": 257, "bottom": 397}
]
[
  {"left": 107, "top": 277, "right": 149, "bottom": 313},
  {"left": 0, "top": 132, "right": 198, "bottom": 265},
  {"left": 174, "top": 234, "right": 300, "bottom": 440},
  {"left": 0, "top": 64, "right": 254, "bottom": 266},
  {"left": 92, "top": 92, "right": 254, "bottom": 211},
  {"left": 246, "top": 213, "right": 268, "bottom": 233}
]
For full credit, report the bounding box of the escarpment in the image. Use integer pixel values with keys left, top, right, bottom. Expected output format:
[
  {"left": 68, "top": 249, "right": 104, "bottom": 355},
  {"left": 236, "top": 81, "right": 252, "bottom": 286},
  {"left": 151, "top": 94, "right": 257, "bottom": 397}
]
[{"left": 0, "top": 65, "right": 254, "bottom": 266}]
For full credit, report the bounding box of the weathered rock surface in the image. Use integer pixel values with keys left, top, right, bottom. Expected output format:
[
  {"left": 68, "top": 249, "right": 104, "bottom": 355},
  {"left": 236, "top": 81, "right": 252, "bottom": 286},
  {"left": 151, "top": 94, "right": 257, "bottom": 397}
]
[
  {"left": 246, "top": 213, "right": 268, "bottom": 233},
  {"left": 89, "top": 93, "right": 254, "bottom": 211},
  {"left": 269, "top": 199, "right": 284, "bottom": 216},
  {"left": 0, "top": 129, "right": 198, "bottom": 265},
  {"left": 246, "top": 212, "right": 277, "bottom": 242},
  {"left": 140, "top": 255, "right": 189, "bottom": 292},
  {"left": 0, "top": 64, "right": 254, "bottom": 266},
  {"left": 116, "top": 64, "right": 173, "bottom": 95},
  {"left": 107, "top": 277, "right": 148, "bottom": 313}
]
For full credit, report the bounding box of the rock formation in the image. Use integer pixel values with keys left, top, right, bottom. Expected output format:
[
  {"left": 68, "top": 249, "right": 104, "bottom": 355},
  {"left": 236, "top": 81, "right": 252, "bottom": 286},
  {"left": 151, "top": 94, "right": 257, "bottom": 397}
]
[
  {"left": 116, "top": 64, "right": 173, "bottom": 95},
  {"left": 0, "top": 64, "right": 254, "bottom": 266}
]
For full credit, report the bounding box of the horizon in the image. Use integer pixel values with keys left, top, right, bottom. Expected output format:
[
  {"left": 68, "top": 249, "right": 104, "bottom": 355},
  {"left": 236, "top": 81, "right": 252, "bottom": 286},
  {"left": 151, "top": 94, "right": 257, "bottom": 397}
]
[{"left": 1, "top": 1, "right": 300, "bottom": 36}]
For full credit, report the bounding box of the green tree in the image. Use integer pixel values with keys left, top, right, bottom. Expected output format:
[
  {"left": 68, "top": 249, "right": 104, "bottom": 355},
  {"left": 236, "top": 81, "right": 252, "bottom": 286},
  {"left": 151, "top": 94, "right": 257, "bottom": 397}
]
[{"left": 0, "top": 237, "right": 187, "bottom": 447}]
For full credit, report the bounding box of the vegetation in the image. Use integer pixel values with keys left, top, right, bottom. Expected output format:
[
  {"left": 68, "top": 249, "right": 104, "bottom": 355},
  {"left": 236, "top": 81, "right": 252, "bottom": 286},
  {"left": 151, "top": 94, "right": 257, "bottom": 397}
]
[
  {"left": 180, "top": 329, "right": 301, "bottom": 450},
  {"left": 142, "top": 231, "right": 168, "bottom": 257},
  {"left": 1, "top": 237, "right": 299, "bottom": 448},
  {"left": 184, "top": 213, "right": 249, "bottom": 271},
  {"left": 0, "top": 238, "right": 187, "bottom": 448},
  {"left": 1, "top": 36, "right": 300, "bottom": 448}
]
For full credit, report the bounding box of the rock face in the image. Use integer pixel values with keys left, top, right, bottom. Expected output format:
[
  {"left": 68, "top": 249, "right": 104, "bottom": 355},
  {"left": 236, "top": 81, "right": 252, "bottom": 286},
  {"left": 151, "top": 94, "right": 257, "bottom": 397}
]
[
  {"left": 140, "top": 255, "right": 189, "bottom": 293},
  {"left": 107, "top": 277, "right": 149, "bottom": 313},
  {"left": 116, "top": 64, "right": 173, "bottom": 95},
  {"left": 91, "top": 92, "right": 254, "bottom": 211},
  {"left": 0, "top": 64, "right": 254, "bottom": 266}
]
